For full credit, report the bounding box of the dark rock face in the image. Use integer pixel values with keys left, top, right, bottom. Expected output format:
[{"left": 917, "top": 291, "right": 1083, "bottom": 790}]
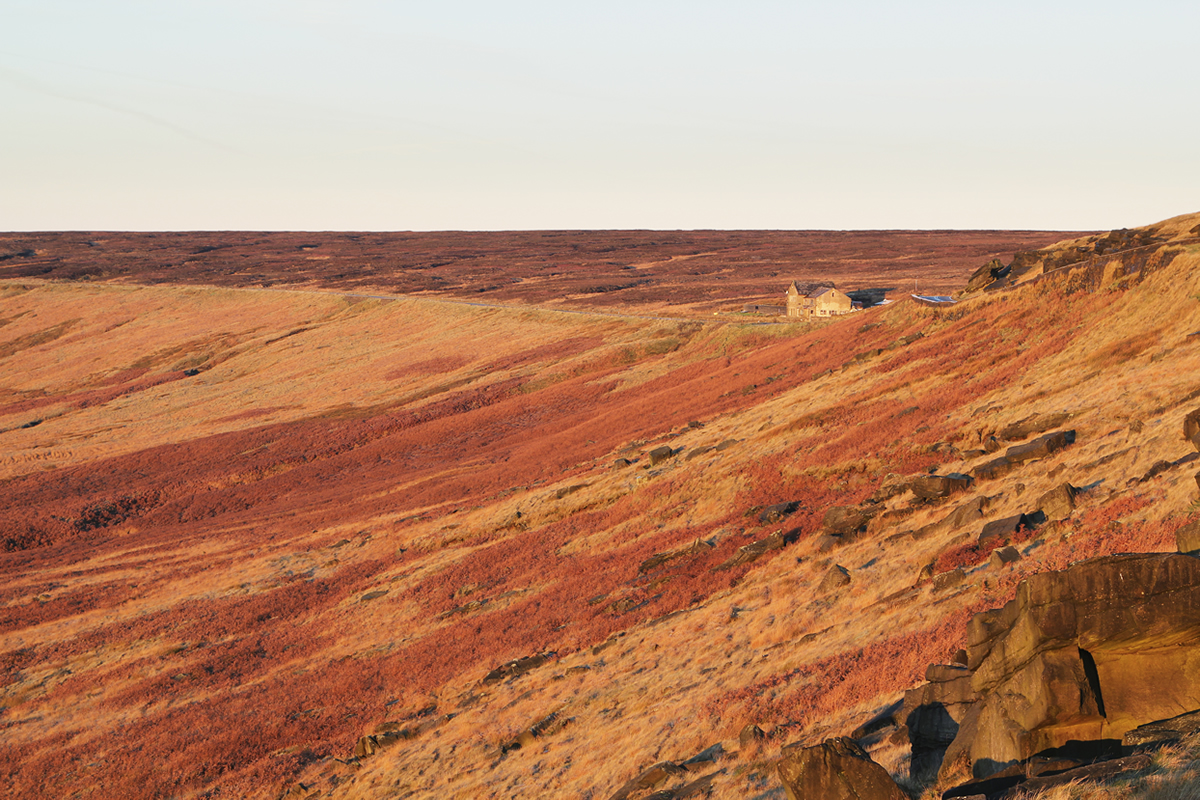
[
  {"left": 911, "top": 473, "right": 974, "bottom": 500},
  {"left": 907, "top": 553, "right": 1200, "bottom": 780},
  {"left": 777, "top": 737, "right": 908, "bottom": 800},
  {"left": 905, "top": 661, "right": 974, "bottom": 782}
]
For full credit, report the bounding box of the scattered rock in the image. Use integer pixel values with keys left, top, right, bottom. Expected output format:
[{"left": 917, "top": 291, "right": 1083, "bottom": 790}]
[
  {"left": 739, "top": 724, "right": 766, "bottom": 747},
  {"left": 777, "top": 737, "right": 908, "bottom": 800},
  {"left": 1004, "top": 430, "right": 1075, "bottom": 464},
  {"left": 911, "top": 473, "right": 973, "bottom": 500},
  {"left": 613, "top": 458, "right": 634, "bottom": 469},
  {"left": 978, "top": 514, "right": 1028, "bottom": 546},
  {"left": 680, "top": 742, "right": 724, "bottom": 770},
  {"left": 556, "top": 483, "right": 588, "bottom": 499},
  {"left": 1037, "top": 483, "right": 1076, "bottom": 521},
  {"left": 851, "top": 699, "right": 905, "bottom": 739},
  {"left": 989, "top": 546, "right": 1021, "bottom": 569},
  {"left": 1185, "top": 406, "right": 1200, "bottom": 449},
  {"left": 932, "top": 568, "right": 966, "bottom": 592},
  {"left": 1122, "top": 709, "right": 1200, "bottom": 750},
  {"left": 759, "top": 501, "right": 800, "bottom": 524},
  {"left": 1006, "top": 754, "right": 1152, "bottom": 797},
  {"left": 648, "top": 446, "right": 676, "bottom": 466},
  {"left": 483, "top": 653, "right": 553, "bottom": 685},
  {"left": 717, "top": 530, "right": 796, "bottom": 569},
  {"left": 945, "top": 496, "right": 995, "bottom": 530},
  {"left": 870, "top": 473, "right": 912, "bottom": 502},
  {"left": 998, "top": 412, "right": 1072, "bottom": 442},
  {"left": 983, "top": 435, "right": 1002, "bottom": 454},
  {"left": 715, "top": 438, "right": 740, "bottom": 451},
  {"left": 822, "top": 505, "right": 872, "bottom": 536},
  {"left": 1177, "top": 520, "right": 1200, "bottom": 554},
  {"left": 360, "top": 590, "right": 389, "bottom": 603},
  {"left": 914, "top": 561, "right": 936, "bottom": 587},
  {"left": 607, "top": 762, "right": 688, "bottom": 800},
  {"left": 639, "top": 538, "right": 714, "bottom": 573},
  {"left": 818, "top": 564, "right": 851, "bottom": 594},
  {"left": 972, "top": 457, "right": 1015, "bottom": 481},
  {"left": 500, "top": 711, "right": 573, "bottom": 753},
  {"left": 685, "top": 446, "right": 713, "bottom": 461}
]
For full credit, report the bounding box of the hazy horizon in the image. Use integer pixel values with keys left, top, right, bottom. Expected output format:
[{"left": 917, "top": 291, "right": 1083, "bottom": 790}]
[{"left": 4, "top": 1, "right": 1197, "bottom": 232}]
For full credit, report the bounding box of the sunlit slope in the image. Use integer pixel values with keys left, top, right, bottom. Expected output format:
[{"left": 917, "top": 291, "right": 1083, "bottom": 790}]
[{"left": 1, "top": 214, "right": 1199, "bottom": 799}]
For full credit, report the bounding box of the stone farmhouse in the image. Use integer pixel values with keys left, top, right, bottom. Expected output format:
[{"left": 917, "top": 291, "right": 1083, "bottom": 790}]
[
  {"left": 740, "top": 281, "right": 862, "bottom": 317},
  {"left": 785, "top": 281, "right": 857, "bottom": 318}
]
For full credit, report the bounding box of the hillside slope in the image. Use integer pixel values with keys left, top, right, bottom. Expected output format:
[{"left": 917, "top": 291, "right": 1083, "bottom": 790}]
[{"left": 1, "top": 215, "right": 1198, "bottom": 799}]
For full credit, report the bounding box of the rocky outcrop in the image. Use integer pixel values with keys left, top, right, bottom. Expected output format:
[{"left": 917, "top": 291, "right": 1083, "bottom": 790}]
[
  {"left": 777, "top": 737, "right": 908, "bottom": 800},
  {"left": 904, "top": 663, "right": 975, "bottom": 782},
  {"left": 906, "top": 553, "right": 1200, "bottom": 781},
  {"left": 964, "top": 258, "right": 1011, "bottom": 294}
]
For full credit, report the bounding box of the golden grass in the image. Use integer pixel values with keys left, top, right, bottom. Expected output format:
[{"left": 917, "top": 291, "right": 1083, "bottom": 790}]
[{"left": 7, "top": 223, "right": 1200, "bottom": 800}]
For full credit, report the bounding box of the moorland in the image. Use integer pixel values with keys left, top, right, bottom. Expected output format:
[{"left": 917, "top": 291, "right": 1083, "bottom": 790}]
[{"left": 3, "top": 219, "right": 1200, "bottom": 800}]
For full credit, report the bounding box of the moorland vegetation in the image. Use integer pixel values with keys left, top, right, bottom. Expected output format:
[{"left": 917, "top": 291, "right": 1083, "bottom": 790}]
[{"left": 2, "top": 216, "right": 1199, "bottom": 799}]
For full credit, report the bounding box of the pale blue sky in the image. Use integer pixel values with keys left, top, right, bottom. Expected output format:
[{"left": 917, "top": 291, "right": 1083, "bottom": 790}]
[{"left": 2, "top": 0, "right": 1196, "bottom": 230}]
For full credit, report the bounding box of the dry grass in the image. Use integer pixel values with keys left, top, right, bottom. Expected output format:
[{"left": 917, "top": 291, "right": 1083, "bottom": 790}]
[{"left": 4, "top": 216, "right": 1200, "bottom": 799}]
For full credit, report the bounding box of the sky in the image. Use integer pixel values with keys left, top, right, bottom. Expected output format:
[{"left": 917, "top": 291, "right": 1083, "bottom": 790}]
[{"left": 2, "top": 0, "right": 1197, "bottom": 231}]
